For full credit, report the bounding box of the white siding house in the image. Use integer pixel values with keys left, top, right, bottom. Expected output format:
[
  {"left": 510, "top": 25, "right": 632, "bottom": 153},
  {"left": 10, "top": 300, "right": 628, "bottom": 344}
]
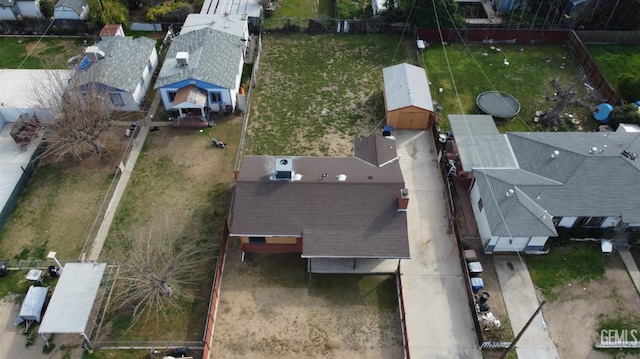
[
  {"left": 54, "top": 0, "right": 88, "bottom": 20},
  {"left": 449, "top": 114, "right": 640, "bottom": 254},
  {"left": 70, "top": 35, "right": 158, "bottom": 112}
]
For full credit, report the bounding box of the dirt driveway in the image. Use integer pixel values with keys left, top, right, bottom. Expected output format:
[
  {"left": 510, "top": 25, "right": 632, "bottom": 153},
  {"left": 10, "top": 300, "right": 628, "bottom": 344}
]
[
  {"left": 211, "top": 240, "right": 404, "bottom": 359},
  {"left": 543, "top": 251, "right": 640, "bottom": 359}
]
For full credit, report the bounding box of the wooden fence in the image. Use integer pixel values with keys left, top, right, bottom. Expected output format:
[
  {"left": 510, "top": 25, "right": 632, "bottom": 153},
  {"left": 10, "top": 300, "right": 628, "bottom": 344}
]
[
  {"left": 415, "top": 27, "right": 569, "bottom": 44},
  {"left": 575, "top": 30, "right": 640, "bottom": 45},
  {"left": 395, "top": 270, "right": 410, "bottom": 359},
  {"left": 567, "top": 31, "right": 622, "bottom": 105},
  {"left": 201, "top": 219, "right": 230, "bottom": 359}
]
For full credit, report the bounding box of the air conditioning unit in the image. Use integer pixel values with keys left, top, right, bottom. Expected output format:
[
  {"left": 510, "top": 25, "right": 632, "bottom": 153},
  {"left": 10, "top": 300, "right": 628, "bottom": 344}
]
[
  {"left": 274, "top": 158, "right": 293, "bottom": 180},
  {"left": 176, "top": 52, "right": 189, "bottom": 67}
]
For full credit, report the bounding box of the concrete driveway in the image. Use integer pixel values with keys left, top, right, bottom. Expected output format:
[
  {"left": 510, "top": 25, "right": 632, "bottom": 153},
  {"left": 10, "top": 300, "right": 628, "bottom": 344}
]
[{"left": 395, "top": 130, "right": 482, "bottom": 358}]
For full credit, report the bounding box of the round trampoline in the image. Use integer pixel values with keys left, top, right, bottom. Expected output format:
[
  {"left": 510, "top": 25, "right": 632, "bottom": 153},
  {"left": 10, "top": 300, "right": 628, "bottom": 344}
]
[{"left": 476, "top": 91, "right": 521, "bottom": 118}]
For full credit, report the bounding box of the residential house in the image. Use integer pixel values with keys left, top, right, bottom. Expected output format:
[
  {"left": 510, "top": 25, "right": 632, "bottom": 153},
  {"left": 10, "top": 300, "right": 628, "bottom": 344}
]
[
  {"left": 230, "top": 135, "right": 411, "bottom": 273},
  {"left": 372, "top": 0, "right": 386, "bottom": 15},
  {"left": 448, "top": 114, "right": 640, "bottom": 253},
  {"left": 53, "top": 0, "right": 89, "bottom": 20},
  {"left": 0, "top": 0, "right": 44, "bottom": 20},
  {"left": 70, "top": 34, "right": 158, "bottom": 112},
  {"left": 154, "top": 27, "right": 245, "bottom": 127},
  {"left": 383, "top": 63, "right": 434, "bottom": 130}
]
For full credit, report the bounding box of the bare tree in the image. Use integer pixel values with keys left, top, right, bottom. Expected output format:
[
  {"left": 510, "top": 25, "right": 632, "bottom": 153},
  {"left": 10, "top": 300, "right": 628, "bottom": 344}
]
[
  {"left": 110, "top": 223, "right": 215, "bottom": 327},
  {"left": 541, "top": 79, "right": 577, "bottom": 127},
  {"left": 31, "top": 69, "right": 126, "bottom": 161}
]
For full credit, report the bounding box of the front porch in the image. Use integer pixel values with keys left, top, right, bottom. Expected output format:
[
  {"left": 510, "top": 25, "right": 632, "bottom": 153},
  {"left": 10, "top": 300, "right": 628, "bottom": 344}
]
[{"left": 172, "top": 109, "right": 215, "bottom": 128}]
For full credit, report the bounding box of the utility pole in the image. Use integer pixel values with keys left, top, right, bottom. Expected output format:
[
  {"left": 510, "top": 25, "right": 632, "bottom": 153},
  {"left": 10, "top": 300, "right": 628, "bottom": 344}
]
[{"left": 499, "top": 300, "right": 547, "bottom": 359}]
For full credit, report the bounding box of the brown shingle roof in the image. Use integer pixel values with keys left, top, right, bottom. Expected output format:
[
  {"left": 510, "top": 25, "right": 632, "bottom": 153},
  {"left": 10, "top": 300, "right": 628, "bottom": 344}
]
[
  {"left": 231, "top": 155, "right": 409, "bottom": 258},
  {"left": 353, "top": 135, "right": 400, "bottom": 167}
]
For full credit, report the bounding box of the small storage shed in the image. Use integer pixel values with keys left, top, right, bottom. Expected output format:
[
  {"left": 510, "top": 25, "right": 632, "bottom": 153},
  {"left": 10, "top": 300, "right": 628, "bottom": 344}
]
[{"left": 383, "top": 63, "right": 434, "bottom": 130}]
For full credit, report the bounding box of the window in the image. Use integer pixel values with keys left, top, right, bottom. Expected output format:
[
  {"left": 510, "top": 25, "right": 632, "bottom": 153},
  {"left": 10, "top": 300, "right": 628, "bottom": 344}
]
[
  {"left": 248, "top": 237, "right": 266, "bottom": 244},
  {"left": 168, "top": 91, "right": 177, "bottom": 102},
  {"left": 578, "top": 217, "right": 606, "bottom": 227},
  {"left": 139, "top": 76, "right": 145, "bottom": 89},
  {"left": 210, "top": 92, "right": 221, "bottom": 103},
  {"left": 477, "top": 198, "right": 483, "bottom": 212},
  {"left": 147, "top": 60, "right": 153, "bottom": 72},
  {"left": 109, "top": 93, "right": 124, "bottom": 107}
]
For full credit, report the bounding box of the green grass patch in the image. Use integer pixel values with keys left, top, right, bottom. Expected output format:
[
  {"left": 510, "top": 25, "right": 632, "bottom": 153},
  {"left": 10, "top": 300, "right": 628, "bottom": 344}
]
[
  {"left": 588, "top": 45, "right": 640, "bottom": 90},
  {"left": 0, "top": 270, "right": 33, "bottom": 300},
  {"left": 247, "top": 33, "right": 414, "bottom": 156},
  {"left": 264, "top": 0, "right": 334, "bottom": 29},
  {"left": 526, "top": 241, "right": 606, "bottom": 300},
  {"left": 337, "top": 0, "right": 371, "bottom": 19},
  {"left": 0, "top": 37, "right": 88, "bottom": 68},
  {"left": 422, "top": 43, "right": 598, "bottom": 133}
]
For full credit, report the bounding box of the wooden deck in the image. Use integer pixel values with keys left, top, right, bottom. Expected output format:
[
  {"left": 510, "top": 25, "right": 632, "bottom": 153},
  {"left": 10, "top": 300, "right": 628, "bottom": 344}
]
[{"left": 171, "top": 111, "right": 216, "bottom": 128}]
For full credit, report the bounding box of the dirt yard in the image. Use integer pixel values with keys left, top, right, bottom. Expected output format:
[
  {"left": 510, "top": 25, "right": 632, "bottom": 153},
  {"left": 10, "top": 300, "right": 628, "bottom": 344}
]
[
  {"left": 211, "top": 239, "right": 404, "bottom": 359},
  {"left": 542, "top": 251, "right": 640, "bottom": 359}
]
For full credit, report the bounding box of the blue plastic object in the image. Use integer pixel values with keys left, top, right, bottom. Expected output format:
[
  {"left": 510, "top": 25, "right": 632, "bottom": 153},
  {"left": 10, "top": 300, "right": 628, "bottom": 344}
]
[
  {"left": 471, "top": 277, "right": 484, "bottom": 294},
  {"left": 593, "top": 103, "right": 614, "bottom": 123}
]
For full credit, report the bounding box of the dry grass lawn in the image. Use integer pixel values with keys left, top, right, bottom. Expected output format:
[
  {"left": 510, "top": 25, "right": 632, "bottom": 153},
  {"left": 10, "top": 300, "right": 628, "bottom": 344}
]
[{"left": 0, "top": 126, "right": 132, "bottom": 261}]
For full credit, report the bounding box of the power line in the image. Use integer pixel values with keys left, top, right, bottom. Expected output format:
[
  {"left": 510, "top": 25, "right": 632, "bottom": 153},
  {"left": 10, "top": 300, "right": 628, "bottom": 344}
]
[
  {"left": 431, "top": 0, "right": 534, "bottom": 266},
  {"left": 17, "top": 18, "right": 57, "bottom": 69}
]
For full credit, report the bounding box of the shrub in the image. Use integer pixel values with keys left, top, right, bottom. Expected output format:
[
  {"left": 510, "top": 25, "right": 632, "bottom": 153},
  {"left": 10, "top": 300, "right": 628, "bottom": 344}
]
[
  {"left": 146, "top": 1, "right": 192, "bottom": 22},
  {"left": 618, "top": 73, "right": 640, "bottom": 103}
]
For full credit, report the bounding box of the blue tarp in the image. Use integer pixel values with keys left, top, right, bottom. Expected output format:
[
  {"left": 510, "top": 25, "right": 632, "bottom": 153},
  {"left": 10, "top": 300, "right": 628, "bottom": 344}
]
[{"left": 594, "top": 103, "right": 614, "bottom": 122}]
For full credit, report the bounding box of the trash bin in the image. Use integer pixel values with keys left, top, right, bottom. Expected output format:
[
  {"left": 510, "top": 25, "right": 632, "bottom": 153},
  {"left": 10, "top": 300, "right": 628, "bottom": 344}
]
[
  {"left": 48, "top": 266, "right": 60, "bottom": 278},
  {"left": 382, "top": 126, "right": 394, "bottom": 137},
  {"left": 470, "top": 277, "right": 484, "bottom": 294},
  {"left": 463, "top": 249, "right": 478, "bottom": 262},
  {"left": 479, "top": 292, "right": 490, "bottom": 304},
  {"left": 468, "top": 261, "right": 483, "bottom": 277}
]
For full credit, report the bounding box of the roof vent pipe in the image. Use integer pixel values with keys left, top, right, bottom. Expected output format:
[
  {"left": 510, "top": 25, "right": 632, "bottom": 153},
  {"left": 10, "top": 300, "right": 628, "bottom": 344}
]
[
  {"left": 551, "top": 150, "right": 559, "bottom": 159},
  {"left": 337, "top": 174, "right": 347, "bottom": 181},
  {"left": 506, "top": 189, "right": 515, "bottom": 198}
]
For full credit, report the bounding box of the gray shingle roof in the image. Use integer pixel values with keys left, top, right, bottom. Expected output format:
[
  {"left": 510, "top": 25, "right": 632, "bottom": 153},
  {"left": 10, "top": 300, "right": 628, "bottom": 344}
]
[
  {"left": 231, "top": 154, "right": 409, "bottom": 258},
  {"left": 474, "top": 169, "right": 557, "bottom": 237},
  {"left": 383, "top": 63, "right": 433, "bottom": 112},
  {"left": 55, "top": 0, "right": 86, "bottom": 14},
  {"left": 154, "top": 28, "right": 244, "bottom": 89},
  {"left": 73, "top": 36, "right": 156, "bottom": 93},
  {"left": 451, "top": 114, "right": 640, "bottom": 237},
  {"left": 353, "top": 135, "right": 399, "bottom": 167}
]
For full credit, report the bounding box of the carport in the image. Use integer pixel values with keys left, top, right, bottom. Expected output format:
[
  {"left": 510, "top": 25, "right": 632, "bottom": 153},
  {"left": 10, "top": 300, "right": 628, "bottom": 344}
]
[{"left": 38, "top": 262, "right": 107, "bottom": 348}]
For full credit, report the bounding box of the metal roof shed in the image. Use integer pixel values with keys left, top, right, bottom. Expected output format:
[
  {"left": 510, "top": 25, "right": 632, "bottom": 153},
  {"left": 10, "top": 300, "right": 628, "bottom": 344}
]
[
  {"left": 38, "top": 263, "right": 107, "bottom": 346},
  {"left": 382, "top": 63, "right": 434, "bottom": 130}
]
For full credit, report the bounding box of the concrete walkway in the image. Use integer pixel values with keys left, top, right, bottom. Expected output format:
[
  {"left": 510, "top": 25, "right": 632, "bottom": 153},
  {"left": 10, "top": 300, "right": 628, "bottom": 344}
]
[
  {"left": 494, "top": 256, "right": 560, "bottom": 359},
  {"left": 618, "top": 250, "right": 640, "bottom": 296},
  {"left": 395, "top": 130, "right": 482, "bottom": 358},
  {"left": 86, "top": 92, "right": 161, "bottom": 261}
]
